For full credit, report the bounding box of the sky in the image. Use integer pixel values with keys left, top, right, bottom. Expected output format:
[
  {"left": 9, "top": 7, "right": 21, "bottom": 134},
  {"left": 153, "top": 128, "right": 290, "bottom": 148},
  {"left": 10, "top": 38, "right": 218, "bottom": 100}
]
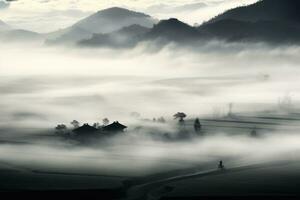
[{"left": 0, "top": 0, "right": 258, "bottom": 33}]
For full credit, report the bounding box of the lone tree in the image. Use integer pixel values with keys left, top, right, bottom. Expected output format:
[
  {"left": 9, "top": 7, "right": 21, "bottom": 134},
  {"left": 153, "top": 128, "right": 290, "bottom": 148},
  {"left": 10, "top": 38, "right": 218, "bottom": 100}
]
[
  {"left": 70, "top": 120, "right": 80, "bottom": 129},
  {"left": 103, "top": 118, "right": 110, "bottom": 126},
  {"left": 55, "top": 124, "right": 68, "bottom": 135},
  {"left": 174, "top": 112, "right": 187, "bottom": 126},
  {"left": 194, "top": 118, "right": 202, "bottom": 134}
]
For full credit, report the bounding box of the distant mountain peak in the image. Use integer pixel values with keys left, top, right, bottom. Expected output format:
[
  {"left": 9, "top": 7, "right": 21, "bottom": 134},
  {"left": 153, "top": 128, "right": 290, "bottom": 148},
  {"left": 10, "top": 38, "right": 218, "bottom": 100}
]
[
  {"left": 95, "top": 7, "right": 150, "bottom": 18},
  {"left": 153, "top": 18, "right": 196, "bottom": 32},
  {"left": 46, "top": 7, "right": 156, "bottom": 44},
  {"left": 146, "top": 18, "right": 201, "bottom": 42},
  {"left": 157, "top": 18, "right": 189, "bottom": 27},
  {"left": 72, "top": 7, "right": 155, "bottom": 34}
]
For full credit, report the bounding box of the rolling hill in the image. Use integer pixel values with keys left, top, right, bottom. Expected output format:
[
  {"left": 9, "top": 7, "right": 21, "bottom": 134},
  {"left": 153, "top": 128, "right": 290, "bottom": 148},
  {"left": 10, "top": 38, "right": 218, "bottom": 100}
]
[
  {"left": 197, "top": 0, "right": 300, "bottom": 44},
  {"left": 46, "top": 7, "right": 157, "bottom": 44},
  {"left": 79, "top": 24, "right": 150, "bottom": 48},
  {"left": 208, "top": 0, "right": 300, "bottom": 25}
]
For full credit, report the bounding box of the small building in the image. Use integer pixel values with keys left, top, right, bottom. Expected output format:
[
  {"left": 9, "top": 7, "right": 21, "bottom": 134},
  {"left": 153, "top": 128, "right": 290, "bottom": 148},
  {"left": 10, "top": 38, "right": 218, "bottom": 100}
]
[
  {"left": 73, "top": 123, "right": 98, "bottom": 136},
  {"left": 103, "top": 121, "right": 127, "bottom": 133}
]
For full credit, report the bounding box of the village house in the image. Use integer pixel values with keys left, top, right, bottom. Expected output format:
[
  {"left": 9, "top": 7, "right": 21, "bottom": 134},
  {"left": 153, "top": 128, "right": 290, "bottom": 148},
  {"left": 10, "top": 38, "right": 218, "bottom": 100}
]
[{"left": 72, "top": 121, "right": 127, "bottom": 139}]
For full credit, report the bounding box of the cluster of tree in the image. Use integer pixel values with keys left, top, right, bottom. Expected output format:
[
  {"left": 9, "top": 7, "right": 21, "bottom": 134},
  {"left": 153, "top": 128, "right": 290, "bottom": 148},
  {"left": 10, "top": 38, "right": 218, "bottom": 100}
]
[
  {"left": 55, "top": 118, "right": 111, "bottom": 135},
  {"left": 173, "top": 112, "right": 202, "bottom": 134},
  {"left": 152, "top": 117, "right": 166, "bottom": 123},
  {"left": 55, "top": 112, "right": 205, "bottom": 137},
  {"left": 55, "top": 124, "right": 68, "bottom": 135}
]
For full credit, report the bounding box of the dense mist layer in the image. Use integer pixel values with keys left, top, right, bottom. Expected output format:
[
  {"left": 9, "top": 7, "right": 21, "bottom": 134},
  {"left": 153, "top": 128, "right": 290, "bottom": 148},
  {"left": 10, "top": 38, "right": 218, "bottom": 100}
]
[
  {"left": 1, "top": 42, "right": 300, "bottom": 177},
  {"left": 1, "top": 42, "right": 300, "bottom": 126}
]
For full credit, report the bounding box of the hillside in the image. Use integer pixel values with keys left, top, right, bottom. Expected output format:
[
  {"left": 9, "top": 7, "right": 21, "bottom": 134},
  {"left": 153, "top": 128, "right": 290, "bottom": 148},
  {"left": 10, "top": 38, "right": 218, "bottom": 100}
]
[
  {"left": 46, "top": 7, "right": 157, "bottom": 44},
  {"left": 208, "top": 0, "right": 300, "bottom": 25},
  {"left": 79, "top": 24, "right": 150, "bottom": 48},
  {"left": 144, "top": 18, "right": 203, "bottom": 43},
  {"left": 197, "top": 0, "right": 300, "bottom": 44}
]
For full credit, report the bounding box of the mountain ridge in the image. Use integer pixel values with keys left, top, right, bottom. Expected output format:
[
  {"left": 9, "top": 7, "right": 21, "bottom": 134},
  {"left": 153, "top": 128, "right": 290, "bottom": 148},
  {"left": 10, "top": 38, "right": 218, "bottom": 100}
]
[
  {"left": 46, "top": 7, "right": 157, "bottom": 44},
  {"left": 207, "top": 0, "right": 300, "bottom": 25}
]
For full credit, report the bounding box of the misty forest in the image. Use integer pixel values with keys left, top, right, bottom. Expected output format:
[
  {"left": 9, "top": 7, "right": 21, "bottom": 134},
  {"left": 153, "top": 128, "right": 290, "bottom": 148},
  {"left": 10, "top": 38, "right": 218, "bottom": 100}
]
[{"left": 1, "top": 0, "right": 300, "bottom": 199}]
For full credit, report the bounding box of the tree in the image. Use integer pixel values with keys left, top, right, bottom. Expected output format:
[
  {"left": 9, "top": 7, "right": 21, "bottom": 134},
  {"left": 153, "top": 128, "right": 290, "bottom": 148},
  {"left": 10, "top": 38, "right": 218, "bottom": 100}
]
[
  {"left": 70, "top": 120, "right": 80, "bottom": 129},
  {"left": 55, "top": 124, "right": 68, "bottom": 135},
  {"left": 103, "top": 118, "right": 110, "bottom": 126},
  {"left": 174, "top": 112, "right": 187, "bottom": 127},
  {"left": 173, "top": 112, "right": 187, "bottom": 121},
  {"left": 194, "top": 118, "right": 202, "bottom": 134}
]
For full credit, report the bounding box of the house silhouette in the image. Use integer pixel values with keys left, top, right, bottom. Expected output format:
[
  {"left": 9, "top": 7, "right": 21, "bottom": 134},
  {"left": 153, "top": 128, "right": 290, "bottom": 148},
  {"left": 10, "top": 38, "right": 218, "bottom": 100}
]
[
  {"left": 73, "top": 123, "right": 98, "bottom": 135},
  {"left": 103, "top": 121, "right": 127, "bottom": 132}
]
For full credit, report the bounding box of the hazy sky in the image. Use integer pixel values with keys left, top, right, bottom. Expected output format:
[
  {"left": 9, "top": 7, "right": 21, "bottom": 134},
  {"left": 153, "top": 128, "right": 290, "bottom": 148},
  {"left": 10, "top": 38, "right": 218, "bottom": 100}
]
[{"left": 0, "top": 0, "right": 258, "bottom": 33}]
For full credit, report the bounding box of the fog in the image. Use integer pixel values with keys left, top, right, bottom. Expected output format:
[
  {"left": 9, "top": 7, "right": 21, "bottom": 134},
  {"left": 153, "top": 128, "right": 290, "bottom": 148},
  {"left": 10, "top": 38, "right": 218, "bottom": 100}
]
[{"left": 1, "top": 41, "right": 300, "bottom": 177}]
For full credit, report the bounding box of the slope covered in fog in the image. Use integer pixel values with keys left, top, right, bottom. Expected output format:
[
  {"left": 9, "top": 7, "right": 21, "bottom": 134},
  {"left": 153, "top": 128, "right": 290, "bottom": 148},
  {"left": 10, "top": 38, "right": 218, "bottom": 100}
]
[
  {"left": 79, "top": 18, "right": 204, "bottom": 47},
  {"left": 144, "top": 18, "right": 203, "bottom": 43},
  {"left": 47, "top": 7, "right": 157, "bottom": 44},
  {"left": 208, "top": 0, "right": 300, "bottom": 25},
  {"left": 196, "top": 0, "right": 300, "bottom": 44},
  {"left": 198, "top": 19, "right": 300, "bottom": 43},
  {"left": 0, "top": 20, "right": 43, "bottom": 43},
  {"left": 79, "top": 24, "right": 150, "bottom": 48},
  {"left": 75, "top": 7, "right": 155, "bottom": 33}
]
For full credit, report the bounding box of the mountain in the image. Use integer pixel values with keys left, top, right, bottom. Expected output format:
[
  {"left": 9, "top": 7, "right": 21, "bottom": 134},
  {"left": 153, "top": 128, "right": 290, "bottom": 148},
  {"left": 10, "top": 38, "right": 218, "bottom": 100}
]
[
  {"left": 144, "top": 18, "right": 204, "bottom": 43},
  {"left": 46, "top": 7, "right": 157, "bottom": 44},
  {"left": 0, "top": 20, "right": 43, "bottom": 43},
  {"left": 0, "top": 29, "right": 43, "bottom": 43},
  {"left": 79, "top": 18, "right": 207, "bottom": 48},
  {"left": 208, "top": 0, "right": 300, "bottom": 25},
  {"left": 197, "top": 0, "right": 300, "bottom": 44},
  {"left": 79, "top": 24, "right": 150, "bottom": 48},
  {"left": 199, "top": 19, "right": 300, "bottom": 43},
  {"left": 74, "top": 7, "right": 155, "bottom": 33}
]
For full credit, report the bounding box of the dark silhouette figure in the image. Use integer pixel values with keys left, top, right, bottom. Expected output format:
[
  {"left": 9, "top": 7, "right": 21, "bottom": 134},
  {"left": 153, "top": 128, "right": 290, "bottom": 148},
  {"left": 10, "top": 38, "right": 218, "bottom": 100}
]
[
  {"left": 218, "top": 160, "right": 225, "bottom": 170},
  {"left": 194, "top": 118, "right": 202, "bottom": 134}
]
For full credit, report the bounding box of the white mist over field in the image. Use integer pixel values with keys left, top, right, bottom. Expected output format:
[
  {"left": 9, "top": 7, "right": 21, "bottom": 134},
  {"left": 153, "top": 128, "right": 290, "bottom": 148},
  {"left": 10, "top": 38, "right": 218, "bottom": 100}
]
[
  {"left": 1, "top": 42, "right": 300, "bottom": 176},
  {"left": 1, "top": 42, "right": 300, "bottom": 126}
]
